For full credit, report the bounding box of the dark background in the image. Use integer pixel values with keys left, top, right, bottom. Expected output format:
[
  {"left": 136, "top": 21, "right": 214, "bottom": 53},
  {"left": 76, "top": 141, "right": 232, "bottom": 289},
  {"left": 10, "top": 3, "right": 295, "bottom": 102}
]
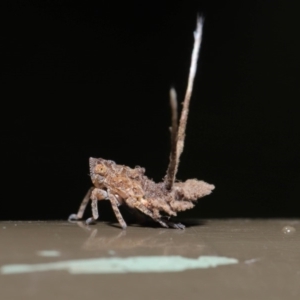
[{"left": 2, "top": 1, "right": 300, "bottom": 221}]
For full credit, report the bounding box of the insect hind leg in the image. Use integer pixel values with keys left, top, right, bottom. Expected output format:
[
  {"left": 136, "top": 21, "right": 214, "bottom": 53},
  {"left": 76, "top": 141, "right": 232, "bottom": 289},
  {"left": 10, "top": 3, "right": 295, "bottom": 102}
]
[
  {"left": 161, "top": 218, "right": 185, "bottom": 229},
  {"left": 125, "top": 198, "right": 169, "bottom": 228}
]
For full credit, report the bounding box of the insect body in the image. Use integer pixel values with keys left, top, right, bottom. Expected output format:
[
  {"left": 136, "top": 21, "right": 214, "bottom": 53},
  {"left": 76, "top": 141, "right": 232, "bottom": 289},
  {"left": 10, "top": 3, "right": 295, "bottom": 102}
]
[{"left": 69, "top": 16, "right": 215, "bottom": 229}]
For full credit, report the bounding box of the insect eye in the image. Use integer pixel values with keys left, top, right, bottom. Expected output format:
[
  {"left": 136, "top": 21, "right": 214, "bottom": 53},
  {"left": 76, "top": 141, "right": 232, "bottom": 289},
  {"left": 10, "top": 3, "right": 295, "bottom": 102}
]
[{"left": 94, "top": 164, "right": 107, "bottom": 175}]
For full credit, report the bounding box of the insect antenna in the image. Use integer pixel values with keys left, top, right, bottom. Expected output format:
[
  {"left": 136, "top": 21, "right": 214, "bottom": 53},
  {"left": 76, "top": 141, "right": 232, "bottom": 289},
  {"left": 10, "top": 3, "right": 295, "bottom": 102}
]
[{"left": 165, "top": 15, "right": 205, "bottom": 190}]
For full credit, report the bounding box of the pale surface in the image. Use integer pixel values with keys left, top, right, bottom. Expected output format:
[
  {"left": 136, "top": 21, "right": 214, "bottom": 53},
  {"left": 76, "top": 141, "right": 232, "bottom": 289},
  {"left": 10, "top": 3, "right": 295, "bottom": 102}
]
[{"left": 0, "top": 220, "right": 299, "bottom": 300}]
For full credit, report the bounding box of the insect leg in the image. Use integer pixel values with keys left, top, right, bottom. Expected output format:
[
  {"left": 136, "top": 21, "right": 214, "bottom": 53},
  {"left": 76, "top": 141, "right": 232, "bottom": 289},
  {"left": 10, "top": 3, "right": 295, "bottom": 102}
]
[
  {"left": 107, "top": 190, "right": 127, "bottom": 229},
  {"left": 86, "top": 188, "right": 108, "bottom": 225},
  {"left": 68, "top": 187, "right": 94, "bottom": 221},
  {"left": 162, "top": 219, "right": 185, "bottom": 229},
  {"left": 126, "top": 198, "right": 169, "bottom": 228}
]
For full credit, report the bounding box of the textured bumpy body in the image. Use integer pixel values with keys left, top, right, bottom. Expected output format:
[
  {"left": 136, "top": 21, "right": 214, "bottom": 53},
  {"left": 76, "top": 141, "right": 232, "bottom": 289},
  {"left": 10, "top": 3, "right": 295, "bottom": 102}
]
[
  {"left": 80, "top": 157, "right": 214, "bottom": 228},
  {"left": 69, "top": 17, "right": 215, "bottom": 229}
]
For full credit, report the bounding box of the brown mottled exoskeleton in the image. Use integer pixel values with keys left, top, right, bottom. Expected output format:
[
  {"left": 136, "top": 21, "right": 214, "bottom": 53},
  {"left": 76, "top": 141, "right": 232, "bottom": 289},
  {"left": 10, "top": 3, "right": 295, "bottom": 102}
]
[{"left": 69, "top": 16, "right": 215, "bottom": 229}]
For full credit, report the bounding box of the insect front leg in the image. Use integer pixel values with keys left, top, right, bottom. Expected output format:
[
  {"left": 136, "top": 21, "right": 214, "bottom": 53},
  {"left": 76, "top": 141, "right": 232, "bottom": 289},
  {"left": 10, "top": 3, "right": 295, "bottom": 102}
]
[
  {"left": 86, "top": 188, "right": 108, "bottom": 225},
  {"left": 125, "top": 198, "right": 169, "bottom": 228},
  {"left": 107, "top": 190, "right": 127, "bottom": 229},
  {"left": 69, "top": 187, "right": 94, "bottom": 221}
]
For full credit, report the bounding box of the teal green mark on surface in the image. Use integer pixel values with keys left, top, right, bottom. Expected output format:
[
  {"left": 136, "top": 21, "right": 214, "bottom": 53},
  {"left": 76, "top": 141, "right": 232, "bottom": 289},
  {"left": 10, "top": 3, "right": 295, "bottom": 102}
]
[
  {"left": 1, "top": 256, "right": 238, "bottom": 275},
  {"left": 37, "top": 250, "right": 61, "bottom": 257}
]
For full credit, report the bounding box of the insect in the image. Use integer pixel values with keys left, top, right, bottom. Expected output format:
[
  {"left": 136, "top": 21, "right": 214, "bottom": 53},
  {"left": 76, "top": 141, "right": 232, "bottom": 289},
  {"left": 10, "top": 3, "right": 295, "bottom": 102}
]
[{"left": 69, "top": 16, "right": 215, "bottom": 229}]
